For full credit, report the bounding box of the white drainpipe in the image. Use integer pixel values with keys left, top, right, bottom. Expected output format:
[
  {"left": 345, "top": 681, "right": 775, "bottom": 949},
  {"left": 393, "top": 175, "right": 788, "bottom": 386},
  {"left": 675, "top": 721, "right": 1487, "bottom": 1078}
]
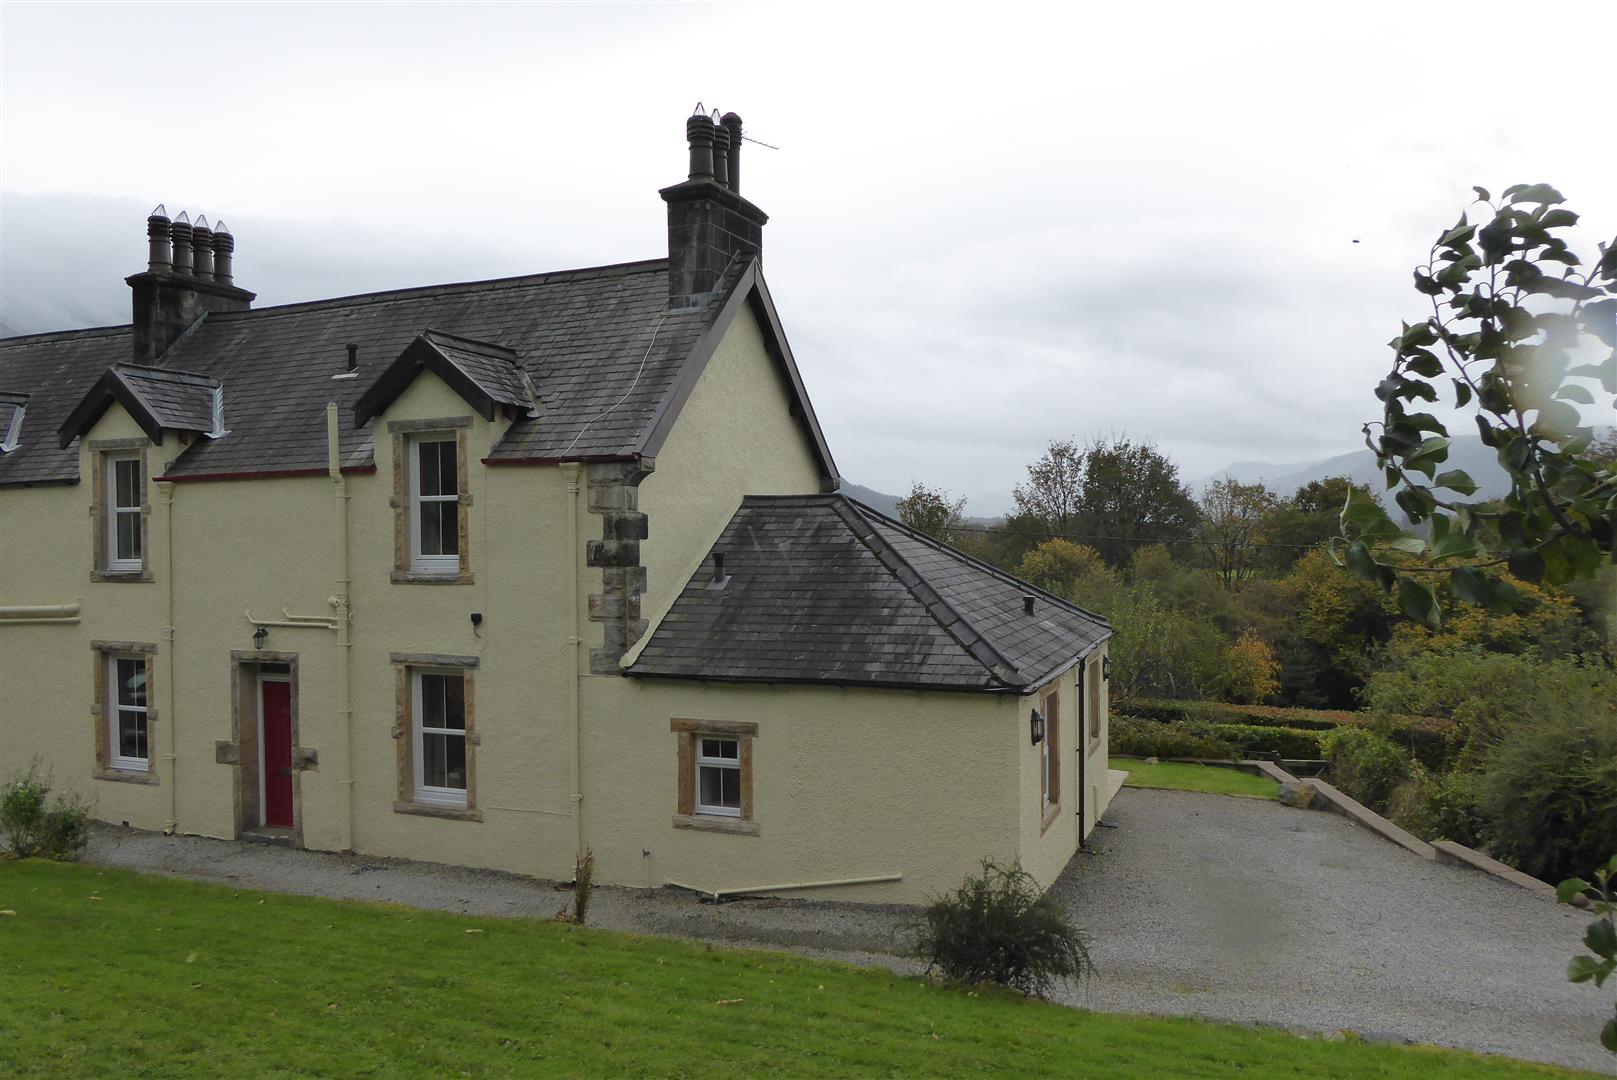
[
  {"left": 327, "top": 402, "right": 355, "bottom": 852},
  {"left": 565, "top": 462, "right": 584, "bottom": 868},
  {"left": 161, "top": 482, "right": 178, "bottom": 833}
]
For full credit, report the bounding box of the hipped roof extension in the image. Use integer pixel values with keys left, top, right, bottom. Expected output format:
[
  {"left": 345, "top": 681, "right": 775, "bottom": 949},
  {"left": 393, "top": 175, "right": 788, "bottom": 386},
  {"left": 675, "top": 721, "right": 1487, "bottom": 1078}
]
[
  {"left": 354, "top": 329, "right": 538, "bottom": 427},
  {"left": 57, "top": 363, "right": 220, "bottom": 448}
]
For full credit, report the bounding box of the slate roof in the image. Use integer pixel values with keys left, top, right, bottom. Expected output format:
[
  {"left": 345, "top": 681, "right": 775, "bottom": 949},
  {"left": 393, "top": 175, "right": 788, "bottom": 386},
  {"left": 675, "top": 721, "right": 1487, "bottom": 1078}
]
[
  {"left": 627, "top": 495, "right": 1111, "bottom": 693},
  {"left": 57, "top": 363, "right": 220, "bottom": 448},
  {"left": 0, "top": 257, "right": 788, "bottom": 485}
]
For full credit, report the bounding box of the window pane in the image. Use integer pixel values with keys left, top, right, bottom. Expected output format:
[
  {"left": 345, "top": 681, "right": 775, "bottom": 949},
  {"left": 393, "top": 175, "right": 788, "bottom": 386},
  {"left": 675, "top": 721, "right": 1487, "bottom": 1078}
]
[
  {"left": 436, "top": 503, "right": 459, "bottom": 556},
  {"left": 420, "top": 499, "right": 443, "bottom": 555},
  {"left": 442, "top": 675, "right": 465, "bottom": 729},
  {"left": 421, "top": 674, "right": 444, "bottom": 728},
  {"left": 720, "top": 768, "right": 740, "bottom": 808},
  {"left": 437, "top": 440, "right": 457, "bottom": 496},
  {"left": 700, "top": 737, "right": 737, "bottom": 760},
  {"left": 119, "top": 709, "right": 146, "bottom": 760},
  {"left": 117, "top": 658, "right": 146, "bottom": 708},
  {"left": 421, "top": 731, "right": 466, "bottom": 791},
  {"left": 698, "top": 764, "right": 723, "bottom": 808},
  {"left": 417, "top": 442, "right": 442, "bottom": 498},
  {"left": 116, "top": 511, "right": 140, "bottom": 561},
  {"left": 114, "top": 458, "right": 140, "bottom": 508}
]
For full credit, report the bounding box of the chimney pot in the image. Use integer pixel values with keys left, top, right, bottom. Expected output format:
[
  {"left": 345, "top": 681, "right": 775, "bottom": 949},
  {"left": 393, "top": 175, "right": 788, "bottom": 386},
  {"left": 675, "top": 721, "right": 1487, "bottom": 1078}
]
[
  {"left": 170, "top": 213, "right": 195, "bottom": 277},
  {"left": 685, "top": 114, "right": 716, "bottom": 181},
  {"left": 146, "top": 208, "right": 173, "bottom": 273},
  {"left": 213, "top": 222, "right": 235, "bottom": 285},
  {"left": 711, "top": 124, "right": 731, "bottom": 188},
  {"left": 192, "top": 217, "right": 215, "bottom": 282},
  {"left": 720, "top": 113, "right": 743, "bottom": 193},
  {"left": 1023, "top": 595, "right": 1036, "bottom": 615}
]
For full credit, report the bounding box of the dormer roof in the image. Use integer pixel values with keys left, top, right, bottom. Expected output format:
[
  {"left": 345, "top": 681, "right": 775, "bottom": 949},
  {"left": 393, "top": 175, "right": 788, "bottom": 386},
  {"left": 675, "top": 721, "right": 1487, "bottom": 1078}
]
[
  {"left": 353, "top": 329, "right": 538, "bottom": 427},
  {"left": 56, "top": 363, "right": 221, "bottom": 448}
]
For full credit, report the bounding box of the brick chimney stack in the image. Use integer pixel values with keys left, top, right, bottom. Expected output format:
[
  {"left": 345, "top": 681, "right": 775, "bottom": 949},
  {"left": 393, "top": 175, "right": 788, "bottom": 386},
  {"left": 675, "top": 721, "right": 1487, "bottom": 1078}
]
[
  {"left": 128, "top": 206, "right": 255, "bottom": 362},
  {"left": 659, "top": 107, "right": 768, "bottom": 309}
]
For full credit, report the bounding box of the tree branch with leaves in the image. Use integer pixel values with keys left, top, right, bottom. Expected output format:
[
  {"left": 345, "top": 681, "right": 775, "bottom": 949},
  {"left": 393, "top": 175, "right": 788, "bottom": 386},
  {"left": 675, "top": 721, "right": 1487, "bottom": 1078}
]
[{"left": 1339, "top": 184, "right": 1617, "bottom": 626}]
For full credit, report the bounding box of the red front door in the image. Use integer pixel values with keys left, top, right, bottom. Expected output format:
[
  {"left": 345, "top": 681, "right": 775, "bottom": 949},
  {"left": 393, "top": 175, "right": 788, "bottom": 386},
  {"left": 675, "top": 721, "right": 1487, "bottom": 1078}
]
[{"left": 262, "top": 680, "right": 294, "bottom": 828}]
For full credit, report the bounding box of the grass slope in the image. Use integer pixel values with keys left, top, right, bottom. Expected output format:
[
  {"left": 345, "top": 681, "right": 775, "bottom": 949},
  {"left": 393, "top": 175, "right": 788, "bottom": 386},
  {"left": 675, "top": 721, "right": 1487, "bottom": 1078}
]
[
  {"left": 0, "top": 861, "right": 1582, "bottom": 1078},
  {"left": 1112, "top": 756, "right": 1280, "bottom": 799}
]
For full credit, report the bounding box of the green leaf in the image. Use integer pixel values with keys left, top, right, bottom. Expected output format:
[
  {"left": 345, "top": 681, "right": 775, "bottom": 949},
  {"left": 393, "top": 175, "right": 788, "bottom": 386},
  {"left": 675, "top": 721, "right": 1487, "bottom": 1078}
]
[
  {"left": 1397, "top": 576, "right": 1441, "bottom": 628},
  {"left": 1538, "top": 208, "right": 1578, "bottom": 228},
  {"left": 1508, "top": 548, "right": 1546, "bottom": 584},
  {"left": 1568, "top": 955, "right": 1604, "bottom": 983},
  {"left": 1601, "top": 1017, "right": 1616, "bottom": 1054},
  {"left": 1387, "top": 535, "right": 1428, "bottom": 555},
  {"left": 1588, "top": 915, "right": 1617, "bottom": 960},
  {"left": 1554, "top": 383, "right": 1595, "bottom": 405},
  {"left": 1434, "top": 469, "right": 1478, "bottom": 496},
  {"left": 1557, "top": 878, "right": 1592, "bottom": 904},
  {"left": 1404, "top": 350, "right": 1444, "bottom": 378},
  {"left": 1505, "top": 183, "right": 1564, "bottom": 205},
  {"left": 1450, "top": 566, "right": 1518, "bottom": 613},
  {"left": 1452, "top": 379, "right": 1472, "bottom": 407},
  {"left": 1431, "top": 531, "right": 1482, "bottom": 563},
  {"left": 1471, "top": 186, "right": 1490, "bottom": 203},
  {"left": 1343, "top": 540, "right": 1380, "bottom": 583}
]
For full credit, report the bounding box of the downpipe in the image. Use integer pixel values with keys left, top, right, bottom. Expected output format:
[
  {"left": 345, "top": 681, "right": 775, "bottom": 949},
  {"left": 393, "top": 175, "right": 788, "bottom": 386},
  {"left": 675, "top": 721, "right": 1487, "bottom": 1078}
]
[
  {"left": 565, "top": 463, "right": 584, "bottom": 868},
  {"left": 161, "top": 482, "right": 178, "bottom": 833},
  {"left": 327, "top": 403, "right": 355, "bottom": 852}
]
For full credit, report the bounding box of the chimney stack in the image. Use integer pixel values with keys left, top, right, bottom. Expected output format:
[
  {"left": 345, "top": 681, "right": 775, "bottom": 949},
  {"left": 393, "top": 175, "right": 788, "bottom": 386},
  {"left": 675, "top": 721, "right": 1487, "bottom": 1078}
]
[
  {"left": 127, "top": 205, "right": 255, "bottom": 362},
  {"left": 659, "top": 107, "right": 768, "bottom": 308},
  {"left": 192, "top": 215, "right": 215, "bottom": 282}
]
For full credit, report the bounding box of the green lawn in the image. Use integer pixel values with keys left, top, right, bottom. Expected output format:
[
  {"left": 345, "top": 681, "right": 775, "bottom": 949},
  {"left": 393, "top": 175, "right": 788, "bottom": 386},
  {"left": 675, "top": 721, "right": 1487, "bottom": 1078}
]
[
  {"left": 0, "top": 860, "right": 1583, "bottom": 1078},
  {"left": 1112, "top": 756, "right": 1280, "bottom": 800}
]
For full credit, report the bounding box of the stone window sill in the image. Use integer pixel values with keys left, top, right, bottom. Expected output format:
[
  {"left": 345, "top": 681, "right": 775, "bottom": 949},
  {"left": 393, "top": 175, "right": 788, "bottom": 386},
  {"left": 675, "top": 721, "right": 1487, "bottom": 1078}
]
[
  {"left": 1040, "top": 801, "right": 1061, "bottom": 834},
  {"left": 393, "top": 800, "right": 481, "bottom": 822},
  {"left": 390, "top": 570, "right": 474, "bottom": 585},
  {"left": 672, "top": 813, "right": 759, "bottom": 836},
  {"left": 91, "top": 570, "right": 154, "bottom": 583},
  {"left": 95, "top": 767, "right": 158, "bottom": 786}
]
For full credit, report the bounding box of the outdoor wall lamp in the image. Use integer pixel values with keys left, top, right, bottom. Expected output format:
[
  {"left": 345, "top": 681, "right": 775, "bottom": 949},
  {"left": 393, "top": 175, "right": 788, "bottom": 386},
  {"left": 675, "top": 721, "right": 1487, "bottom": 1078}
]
[
  {"left": 1030, "top": 707, "right": 1045, "bottom": 745},
  {"left": 253, "top": 625, "right": 269, "bottom": 650},
  {"left": 1103, "top": 655, "right": 1112, "bottom": 681}
]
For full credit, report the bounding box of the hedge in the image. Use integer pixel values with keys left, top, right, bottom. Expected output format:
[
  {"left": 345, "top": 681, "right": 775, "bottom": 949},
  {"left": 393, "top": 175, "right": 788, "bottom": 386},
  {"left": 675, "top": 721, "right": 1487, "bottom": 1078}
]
[
  {"left": 1111, "top": 716, "right": 1323, "bottom": 761},
  {"left": 1125, "top": 699, "right": 1454, "bottom": 767}
]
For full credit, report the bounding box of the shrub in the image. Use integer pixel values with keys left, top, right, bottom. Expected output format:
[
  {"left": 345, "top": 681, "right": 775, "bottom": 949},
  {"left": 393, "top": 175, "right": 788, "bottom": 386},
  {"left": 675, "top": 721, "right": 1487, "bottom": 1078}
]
[
  {"left": 0, "top": 765, "right": 90, "bottom": 860},
  {"left": 1110, "top": 716, "right": 1234, "bottom": 759},
  {"left": 913, "top": 860, "right": 1090, "bottom": 998},
  {"left": 1219, "top": 629, "right": 1280, "bottom": 704},
  {"left": 1319, "top": 727, "right": 1412, "bottom": 812},
  {"left": 571, "top": 848, "right": 595, "bottom": 926},
  {"left": 1388, "top": 769, "right": 1486, "bottom": 847},
  {"left": 1192, "top": 722, "right": 1321, "bottom": 761},
  {"left": 1475, "top": 706, "right": 1617, "bottom": 885}
]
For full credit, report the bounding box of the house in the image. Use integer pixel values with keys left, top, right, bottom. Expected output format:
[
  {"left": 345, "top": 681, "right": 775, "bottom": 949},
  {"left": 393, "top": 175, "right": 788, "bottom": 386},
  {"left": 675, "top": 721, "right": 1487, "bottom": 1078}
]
[{"left": 0, "top": 110, "right": 1113, "bottom": 903}]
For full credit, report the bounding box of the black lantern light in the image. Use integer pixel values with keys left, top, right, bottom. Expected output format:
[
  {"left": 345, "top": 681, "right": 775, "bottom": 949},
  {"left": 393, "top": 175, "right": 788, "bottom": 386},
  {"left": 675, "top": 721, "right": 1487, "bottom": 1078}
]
[
  {"left": 253, "top": 625, "right": 269, "bottom": 650},
  {"left": 1102, "top": 655, "right": 1112, "bottom": 681},
  {"left": 1030, "top": 707, "right": 1045, "bottom": 745}
]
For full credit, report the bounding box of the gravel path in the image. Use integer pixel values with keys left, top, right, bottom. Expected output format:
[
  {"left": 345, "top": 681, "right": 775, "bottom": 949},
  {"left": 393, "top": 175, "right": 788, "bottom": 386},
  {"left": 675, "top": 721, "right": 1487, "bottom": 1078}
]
[
  {"left": 79, "top": 789, "right": 1614, "bottom": 1075},
  {"left": 1051, "top": 788, "right": 1613, "bottom": 1075}
]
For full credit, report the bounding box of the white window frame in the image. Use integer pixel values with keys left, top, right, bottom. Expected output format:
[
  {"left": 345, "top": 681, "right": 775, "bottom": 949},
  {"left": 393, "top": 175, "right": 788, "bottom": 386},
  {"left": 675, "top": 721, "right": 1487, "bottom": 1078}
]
[
  {"left": 694, "top": 735, "right": 741, "bottom": 818},
  {"left": 1041, "top": 726, "right": 1053, "bottom": 809},
  {"left": 408, "top": 435, "right": 459, "bottom": 574},
  {"left": 411, "top": 668, "right": 468, "bottom": 807},
  {"left": 105, "top": 452, "right": 143, "bottom": 572},
  {"left": 107, "top": 654, "right": 149, "bottom": 772}
]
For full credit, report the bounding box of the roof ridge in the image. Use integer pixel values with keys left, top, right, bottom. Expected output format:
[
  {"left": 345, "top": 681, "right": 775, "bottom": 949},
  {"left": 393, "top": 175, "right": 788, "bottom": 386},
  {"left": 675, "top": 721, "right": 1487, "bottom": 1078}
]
[
  {"left": 849, "top": 496, "right": 1110, "bottom": 628},
  {"left": 830, "top": 496, "right": 1028, "bottom": 689},
  {"left": 200, "top": 257, "right": 672, "bottom": 323},
  {"left": 420, "top": 328, "right": 519, "bottom": 357},
  {"left": 1, "top": 324, "right": 132, "bottom": 347}
]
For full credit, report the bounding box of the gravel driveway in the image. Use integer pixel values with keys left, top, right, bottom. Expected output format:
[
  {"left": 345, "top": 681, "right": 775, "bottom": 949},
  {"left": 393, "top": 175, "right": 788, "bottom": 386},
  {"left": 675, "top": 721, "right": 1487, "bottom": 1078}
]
[
  {"left": 1052, "top": 787, "right": 1612, "bottom": 1075},
  {"left": 77, "top": 788, "right": 1613, "bottom": 1075}
]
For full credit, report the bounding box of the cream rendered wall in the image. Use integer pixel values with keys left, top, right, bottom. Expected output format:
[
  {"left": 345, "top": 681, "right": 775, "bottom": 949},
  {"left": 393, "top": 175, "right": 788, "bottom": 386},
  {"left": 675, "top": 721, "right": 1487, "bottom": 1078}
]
[
  {"left": 1016, "top": 641, "right": 1111, "bottom": 890},
  {"left": 579, "top": 677, "right": 1020, "bottom": 904},
  {"left": 635, "top": 305, "right": 823, "bottom": 627}
]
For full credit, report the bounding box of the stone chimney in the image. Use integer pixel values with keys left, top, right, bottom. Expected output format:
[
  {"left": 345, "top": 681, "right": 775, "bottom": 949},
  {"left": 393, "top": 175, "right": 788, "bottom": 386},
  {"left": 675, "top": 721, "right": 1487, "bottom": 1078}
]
[
  {"left": 658, "top": 108, "right": 768, "bottom": 308},
  {"left": 128, "top": 206, "right": 255, "bottom": 362}
]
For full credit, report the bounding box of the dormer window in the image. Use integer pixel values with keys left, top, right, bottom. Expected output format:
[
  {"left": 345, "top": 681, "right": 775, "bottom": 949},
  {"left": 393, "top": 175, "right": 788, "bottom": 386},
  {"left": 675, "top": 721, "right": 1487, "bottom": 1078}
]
[
  {"left": 106, "top": 452, "right": 144, "bottom": 571},
  {"left": 410, "top": 435, "right": 460, "bottom": 573}
]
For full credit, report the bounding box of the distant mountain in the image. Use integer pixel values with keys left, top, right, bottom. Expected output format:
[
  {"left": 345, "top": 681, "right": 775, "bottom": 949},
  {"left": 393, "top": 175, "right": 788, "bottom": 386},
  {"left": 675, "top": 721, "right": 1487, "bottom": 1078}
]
[
  {"left": 1204, "top": 429, "right": 1613, "bottom": 507},
  {"left": 840, "top": 482, "right": 903, "bottom": 518}
]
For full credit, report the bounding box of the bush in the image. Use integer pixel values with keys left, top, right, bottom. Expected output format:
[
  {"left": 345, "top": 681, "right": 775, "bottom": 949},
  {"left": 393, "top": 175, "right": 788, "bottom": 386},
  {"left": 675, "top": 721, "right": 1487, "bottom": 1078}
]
[
  {"left": 1388, "top": 769, "right": 1485, "bottom": 847},
  {"left": 913, "top": 860, "right": 1090, "bottom": 998},
  {"left": 571, "top": 848, "right": 595, "bottom": 925},
  {"left": 1475, "top": 707, "right": 1617, "bottom": 885},
  {"left": 0, "top": 765, "right": 90, "bottom": 860},
  {"left": 1110, "top": 716, "right": 1235, "bottom": 759},
  {"left": 1319, "top": 727, "right": 1413, "bottom": 812},
  {"left": 1193, "top": 722, "right": 1321, "bottom": 761}
]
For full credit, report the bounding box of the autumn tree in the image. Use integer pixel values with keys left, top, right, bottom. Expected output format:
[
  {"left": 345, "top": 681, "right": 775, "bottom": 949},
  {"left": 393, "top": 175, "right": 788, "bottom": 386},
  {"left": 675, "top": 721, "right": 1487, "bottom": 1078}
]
[
  {"left": 897, "top": 481, "right": 967, "bottom": 543},
  {"left": 1012, "top": 439, "right": 1084, "bottom": 538},
  {"left": 1076, "top": 437, "right": 1200, "bottom": 566},
  {"left": 1198, "top": 477, "right": 1278, "bottom": 589},
  {"left": 1342, "top": 184, "right": 1616, "bottom": 626}
]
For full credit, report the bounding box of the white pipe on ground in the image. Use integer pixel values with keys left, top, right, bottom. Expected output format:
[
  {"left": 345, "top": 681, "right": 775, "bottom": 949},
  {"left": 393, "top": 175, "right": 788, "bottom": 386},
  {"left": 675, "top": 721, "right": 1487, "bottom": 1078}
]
[{"left": 668, "top": 874, "right": 904, "bottom": 901}]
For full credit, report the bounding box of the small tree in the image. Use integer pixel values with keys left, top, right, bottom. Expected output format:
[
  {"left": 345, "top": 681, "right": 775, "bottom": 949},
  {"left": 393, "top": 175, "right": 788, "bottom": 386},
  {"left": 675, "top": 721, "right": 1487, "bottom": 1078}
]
[
  {"left": 1342, "top": 184, "right": 1616, "bottom": 626},
  {"left": 1015, "top": 539, "right": 1110, "bottom": 603},
  {"left": 1220, "top": 629, "right": 1280, "bottom": 704},
  {"left": 1012, "top": 439, "right": 1085, "bottom": 538},
  {"left": 896, "top": 482, "right": 967, "bottom": 544},
  {"left": 1, "top": 763, "right": 90, "bottom": 860}
]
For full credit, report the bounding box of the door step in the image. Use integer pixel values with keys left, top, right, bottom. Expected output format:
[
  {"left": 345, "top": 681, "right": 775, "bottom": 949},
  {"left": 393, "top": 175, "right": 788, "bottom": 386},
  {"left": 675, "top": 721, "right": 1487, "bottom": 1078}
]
[{"left": 240, "top": 828, "right": 294, "bottom": 848}]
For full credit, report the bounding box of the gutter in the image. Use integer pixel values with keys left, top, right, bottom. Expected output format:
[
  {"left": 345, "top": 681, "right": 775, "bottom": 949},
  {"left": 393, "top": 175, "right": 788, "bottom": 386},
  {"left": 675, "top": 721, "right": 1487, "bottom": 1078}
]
[{"left": 156, "top": 465, "right": 376, "bottom": 484}]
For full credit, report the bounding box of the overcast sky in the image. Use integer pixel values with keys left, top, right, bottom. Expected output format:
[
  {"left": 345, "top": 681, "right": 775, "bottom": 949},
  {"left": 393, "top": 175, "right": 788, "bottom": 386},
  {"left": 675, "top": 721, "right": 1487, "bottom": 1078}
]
[{"left": 3, "top": 2, "right": 1613, "bottom": 514}]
